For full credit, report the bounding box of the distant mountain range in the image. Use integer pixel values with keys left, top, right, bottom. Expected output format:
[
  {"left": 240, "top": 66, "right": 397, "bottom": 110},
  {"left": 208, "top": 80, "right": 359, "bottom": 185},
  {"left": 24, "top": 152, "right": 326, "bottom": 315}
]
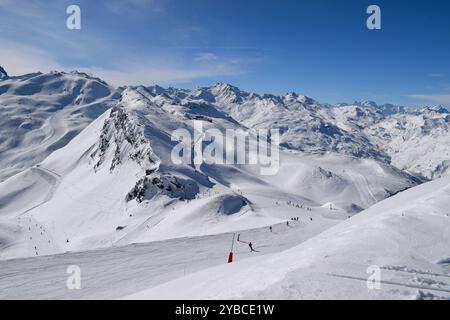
[{"left": 0, "top": 65, "right": 449, "bottom": 260}]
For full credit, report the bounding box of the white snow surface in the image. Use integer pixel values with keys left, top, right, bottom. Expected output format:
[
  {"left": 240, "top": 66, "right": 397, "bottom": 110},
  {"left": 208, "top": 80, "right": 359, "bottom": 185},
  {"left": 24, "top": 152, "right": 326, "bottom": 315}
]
[
  {"left": 0, "top": 69, "right": 449, "bottom": 300},
  {"left": 0, "top": 70, "right": 118, "bottom": 182},
  {"left": 126, "top": 175, "right": 450, "bottom": 300},
  {"left": 0, "top": 176, "right": 448, "bottom": 300},
  {"left": 0, "top": 85, "right": 418, "bottom": 260}
]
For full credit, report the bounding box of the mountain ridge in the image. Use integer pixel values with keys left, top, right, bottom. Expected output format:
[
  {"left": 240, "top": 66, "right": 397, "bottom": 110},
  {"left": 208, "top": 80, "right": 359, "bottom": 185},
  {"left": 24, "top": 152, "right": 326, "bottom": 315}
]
[{"left": 1, "top": 68, "right": 449, "bottom": 180}]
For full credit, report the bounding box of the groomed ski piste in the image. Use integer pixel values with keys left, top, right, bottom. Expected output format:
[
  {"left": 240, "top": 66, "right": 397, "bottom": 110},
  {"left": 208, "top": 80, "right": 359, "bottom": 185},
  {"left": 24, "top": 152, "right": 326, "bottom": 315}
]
[
  {"left": 0, "top": 176, "right": 449, "bottom": 300},
  {"left": 0, "top": 68, "right": 449, "bottom": 300},
  {"left": 125, "top": 175, "right": 450, "bottom": 300}
]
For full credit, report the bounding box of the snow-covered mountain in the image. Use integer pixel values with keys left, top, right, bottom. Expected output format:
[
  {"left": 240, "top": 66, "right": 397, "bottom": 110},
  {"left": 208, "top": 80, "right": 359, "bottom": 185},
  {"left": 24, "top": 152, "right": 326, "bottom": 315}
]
[
  {"left": 0, "top": 84, "right": 419, "bottom": 259},
  {"left": 149, "top": 83, "right": 390, "bottom": 162},
  {"left": 0, "top": 67, "right": 449, "bottom": 299},
  {"left": 1, "top": 67, "right": 448, "bottom": 182},
  {"left": 0, "top": 68, "right": 448, "bottom": 256},
  {"left": 367, "top": 110, "right": 450, "bottom": 179},
  {"left": 337, "top": 101, "right": 408, "bottom": 115},
  {"left": 0, "top": 67, "right": 120, "bottom": 182},
  {"left": 143, "top": 83, "right": 450, "bottom": 179},
  {"left": 125, "top": 174, "right": 450, "bottom": 300}
]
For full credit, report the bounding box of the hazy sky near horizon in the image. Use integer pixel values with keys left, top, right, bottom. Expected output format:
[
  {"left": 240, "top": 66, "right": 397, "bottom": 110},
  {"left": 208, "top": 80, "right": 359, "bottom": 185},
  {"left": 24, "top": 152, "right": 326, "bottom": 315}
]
[{"left": 1, "top": 0, "right": 450, "bottom": 106}]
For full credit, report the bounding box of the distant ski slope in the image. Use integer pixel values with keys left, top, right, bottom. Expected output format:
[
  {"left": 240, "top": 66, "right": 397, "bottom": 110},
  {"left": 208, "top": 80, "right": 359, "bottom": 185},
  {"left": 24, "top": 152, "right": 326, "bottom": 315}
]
[
  {"left": 0, "top": 88, "right": 418, "bottom": 260},
  {"left": 125, "top": 175, "right": 450, "bottom": 300},
  {"left": 0, "top": 176, "right": 448, "bottom": 300},
  {"left": 0, "top": 71, "right": 118, "bottom": 182}
]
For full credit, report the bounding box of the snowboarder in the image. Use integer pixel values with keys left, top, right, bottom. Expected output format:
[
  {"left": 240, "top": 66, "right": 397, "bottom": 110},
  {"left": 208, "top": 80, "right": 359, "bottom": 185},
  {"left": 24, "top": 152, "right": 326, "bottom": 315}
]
[
  {"left": 269, "top": 226, "right": 273, "bottom": 232},
  {"left": 286, "top": 221, "right": 289, "bottom": 227}
]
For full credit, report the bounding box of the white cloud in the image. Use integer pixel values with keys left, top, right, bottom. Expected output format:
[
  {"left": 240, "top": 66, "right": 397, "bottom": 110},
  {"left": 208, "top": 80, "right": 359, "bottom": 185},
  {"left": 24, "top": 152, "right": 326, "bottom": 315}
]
[
  {"left": 427, "top": 73, "right": 447, "bottom": 77},
  {"left": 409, "top": 94, "right": 450, "bottom": 105},
  {"left": 0, "top": 40, "right": 240, "bottom": 85},
  {"left": 0, "top": 40, "right": 64, "bottom": 76},
  {"left": 195, "top": 52, "right": 219, "bottom": 62},
  {"left": 105, "top": 0, "right": 165, "bottom": 14},
  {"left": 84, "top": 63, "right": 237, "bottom": 86},
  {"left": 0, "top": 1, "right": 256, "bottom": 87}
]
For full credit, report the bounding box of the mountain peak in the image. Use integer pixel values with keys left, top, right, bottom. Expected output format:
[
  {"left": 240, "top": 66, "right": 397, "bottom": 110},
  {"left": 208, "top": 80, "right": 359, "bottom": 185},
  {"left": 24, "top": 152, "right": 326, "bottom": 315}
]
[
  {"left": 213, "top": 82, "right": 232, "bottom": 88},
  {"left": 284, "top": 92, "right": 315, "bottom": 105},
  {"left": 0, "top": 65, "right": 8, "bottom": 79},
  {"left": 350, "top": 100, "right": 379, "bottom": 108},
  {"left": 361, "top": 101, "right": 378, "bottom": 108},
  {"left": 208, "top": 83, "right": 247, "bottom": 103},
  {"left": 420, "top": 105, "right": 449, "bottom": 114},
  {"left": 211, "top": 82, "right": 240, "bottom": 93}
]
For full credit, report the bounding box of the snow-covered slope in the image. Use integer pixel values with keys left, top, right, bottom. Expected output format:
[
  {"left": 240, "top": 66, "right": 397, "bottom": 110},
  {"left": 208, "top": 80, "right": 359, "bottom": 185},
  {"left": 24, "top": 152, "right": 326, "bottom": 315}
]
[
  {"left": 156, "top": 84, "right": 390, "bottom": 162},
  {"left": 366, "top": 110, "right": 450, "bottom": 179},
  {"left": 125, "top": 175, "right": 450, "bottom": 300},
  {"left": 0, "top": 68, "right": 448, "bottom": 261},
  {"left": 0, "top": 69, "right": 119, "bottom": 182},
  {"left": 1, "top": 71, "right": 448, "bottom": 182},
  {"left": 0, "top": 86, "right": 418, "bottom": 259},
  {"left": 0, "top": 177, "right": 447, "bottom": 299},
  {"left": 148, "top": 83, "right": 450, "bottom": 178},
  {"left": 0, "top": 67, "right": 448, "bottom": 299}
]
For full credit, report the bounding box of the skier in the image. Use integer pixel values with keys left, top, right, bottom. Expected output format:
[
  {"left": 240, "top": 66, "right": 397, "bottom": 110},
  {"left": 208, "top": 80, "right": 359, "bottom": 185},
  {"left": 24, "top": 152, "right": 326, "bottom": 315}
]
[
  {"left": 249, "top": 242, "right": 256, "bottom": 252},
  {"left": 269, "top": 226, "right": 273, "bottom": 232},
  {"left": 286, "top": 221, "right": 289, "bottom": 227}
]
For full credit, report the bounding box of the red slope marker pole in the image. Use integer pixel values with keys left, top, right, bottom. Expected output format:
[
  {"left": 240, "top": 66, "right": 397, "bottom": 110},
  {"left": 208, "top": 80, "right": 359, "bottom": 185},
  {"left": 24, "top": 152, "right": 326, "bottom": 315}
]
[{"left": 228, "top": 233, "right": 236, "bottom": 263}]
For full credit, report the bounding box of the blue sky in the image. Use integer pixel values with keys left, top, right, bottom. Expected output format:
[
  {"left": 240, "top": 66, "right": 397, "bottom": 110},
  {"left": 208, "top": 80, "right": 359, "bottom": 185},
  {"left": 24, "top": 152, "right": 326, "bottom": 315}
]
[{"left": 1, "top": 0, "right": 449, "bottom": 106}]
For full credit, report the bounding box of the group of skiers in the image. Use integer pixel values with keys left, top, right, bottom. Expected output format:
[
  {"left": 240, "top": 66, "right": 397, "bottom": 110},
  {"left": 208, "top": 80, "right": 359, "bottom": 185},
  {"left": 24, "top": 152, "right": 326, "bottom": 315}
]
[
  {"left": 242, "top": 216, "right": 316, "bottom": 253},
  {"left": 284, "top": 200, "right": 314, "bottom": 212}
]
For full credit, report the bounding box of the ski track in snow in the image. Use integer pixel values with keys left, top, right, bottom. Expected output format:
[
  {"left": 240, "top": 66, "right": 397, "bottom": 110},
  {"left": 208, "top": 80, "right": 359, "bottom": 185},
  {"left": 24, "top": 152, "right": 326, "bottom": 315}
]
[
  {"left": 0, "top": 221, "right": 308, "bottom": 299},
  {"left": 327, "top": 273, "right": 450, "bottom": 295},
  {"left": 345, "top": 171, "right": 377, "bottom": 207},
  {"left": 13, "top": 166, "right": 63, "bottom": 257},
  {"left": 20, "top": 166, "right": 62, "bottom": 216}
]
